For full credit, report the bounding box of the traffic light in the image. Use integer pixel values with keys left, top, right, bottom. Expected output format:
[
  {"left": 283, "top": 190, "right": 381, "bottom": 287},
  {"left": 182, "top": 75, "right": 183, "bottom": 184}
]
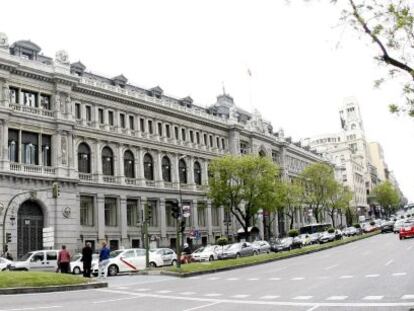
[
  {"left": 171, "top": 201, "right": 180, "bottom": 219},
  {"left": 180, "top": 219, "right": 186, "bottom": 233},
  {"left": 145, "top": 204, "right": 152, "bottom": 222},
  {"left": 6, "top": 233, "right": 11, "bottom": 243},
  {"left": 52, "top": 182, "right": 60, "bottom": 198}
]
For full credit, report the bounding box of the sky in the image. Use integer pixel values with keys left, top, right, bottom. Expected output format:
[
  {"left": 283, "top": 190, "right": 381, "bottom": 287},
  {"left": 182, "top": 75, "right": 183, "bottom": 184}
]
[{"left": 1, "top": 0, "right": 413, "bottom": 201}]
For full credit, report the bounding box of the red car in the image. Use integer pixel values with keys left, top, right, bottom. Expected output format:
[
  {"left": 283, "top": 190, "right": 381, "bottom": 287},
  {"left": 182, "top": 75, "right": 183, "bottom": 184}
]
[{"left": 399, "top": 221, "right": 414, "bottom": 240}]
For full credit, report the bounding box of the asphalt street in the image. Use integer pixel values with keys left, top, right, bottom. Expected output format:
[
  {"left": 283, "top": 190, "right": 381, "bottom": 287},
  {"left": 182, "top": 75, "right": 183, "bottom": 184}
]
[{"left": 1, "top": 233, "right": 414, "bottom": 311}]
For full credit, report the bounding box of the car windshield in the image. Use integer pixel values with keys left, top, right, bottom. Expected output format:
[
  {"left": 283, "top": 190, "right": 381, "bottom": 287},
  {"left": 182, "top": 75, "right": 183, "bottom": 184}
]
[
  {"left": 110, "top": 250, "right": 124, "bottom": 258},
  {"left": 227, "top": 244, "right": 240, "bottom": 250},
  {"left": 149, "top": 249, "right": 164, "bottom": 254},
  {"left": 71, "top": 254, "right": 82, "bottom": 262},
  {"left": 19, "top": 252, "right": 33, "bottom": 261}
]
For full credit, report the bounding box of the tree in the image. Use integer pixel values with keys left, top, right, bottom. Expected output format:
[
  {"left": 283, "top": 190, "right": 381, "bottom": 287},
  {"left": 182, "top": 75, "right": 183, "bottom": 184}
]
[
  {"left": 326, "top": 183, "right": 353, "bottom": 228},
  {"left": 208, "top": 155, "right": 279, "bottom": 241},
  {"left": 315, "top": 0, "right": 414, "bottom": 116},
  {"left": 300, "top": 163, "right": 336, "bottom": 223},
  {"left": 372, "top": 181, "right": 400, "bottom": 216}
]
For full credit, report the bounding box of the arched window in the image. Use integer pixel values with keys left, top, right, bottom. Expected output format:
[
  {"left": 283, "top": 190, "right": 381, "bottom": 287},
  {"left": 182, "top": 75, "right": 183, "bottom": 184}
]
[
  {"left": 102, "top": 146, "right": 114, "bottom": 176},
  {"left": 143, "top": 153, "right": 154, "bottom": 180},
  {"left": 179, "top": 159, "right": 187, "bottom": 184},
  {"left": 259, "top": 150, "right": 266, "bottom": 157},
  {"left": 194, "top": 161, "right": 202, "bottom": 185},
  {"left": 78, "top": 143, "right": 91, "bottom": 173},
  {"left": 162, "top": 156, "right": 171, "bottom": 182},
  {"left": 124, "top": 150, "right": 135, "bottom": 178}
]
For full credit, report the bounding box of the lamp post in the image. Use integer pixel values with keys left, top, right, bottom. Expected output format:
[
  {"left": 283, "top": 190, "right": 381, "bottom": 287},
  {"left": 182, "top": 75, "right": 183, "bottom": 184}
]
[{"left": 175, "top": 154, "right": 187, "bottom": 269}]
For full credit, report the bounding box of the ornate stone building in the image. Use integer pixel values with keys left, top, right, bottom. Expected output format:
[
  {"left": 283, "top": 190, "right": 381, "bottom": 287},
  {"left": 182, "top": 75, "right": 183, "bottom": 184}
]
[{"left": 0, "top": 34, "right": 323, "bottom": 258}]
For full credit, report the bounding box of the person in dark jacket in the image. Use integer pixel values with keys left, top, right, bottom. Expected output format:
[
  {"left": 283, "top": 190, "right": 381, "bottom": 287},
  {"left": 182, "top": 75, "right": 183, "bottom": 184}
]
[
  {"left": 81, "top": 242, "right": 93, "bottom": 278},
  {"left": 98, "top": 241, "right": 110, "bottom": 278}
]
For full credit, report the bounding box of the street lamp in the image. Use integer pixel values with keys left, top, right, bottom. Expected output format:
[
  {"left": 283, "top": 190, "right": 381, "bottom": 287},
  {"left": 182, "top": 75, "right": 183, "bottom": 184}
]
[{"left": 175, "top": 154, "right": 187, "bottom": 268}]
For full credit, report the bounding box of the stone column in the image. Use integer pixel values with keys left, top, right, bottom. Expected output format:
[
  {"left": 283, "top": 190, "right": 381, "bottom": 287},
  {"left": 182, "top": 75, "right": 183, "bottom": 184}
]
[
  {"left": 192, "top": 200, "right": 198, "bottom": 230},
  {"left": 97, "top": 194, "right": 105, "bottom": 240},
  {"left": 94, "top": 141, "right": 102, "bottom": 182},
  {"left": 67, "top": 133, "right": 74, "bottom": 176},
  {"left": 206, "top": 200, "right": 213, "bottom": 242},
  {"left": 137, "top": 147, "right": 145, "bottom": 186},
  {"left": 1, "top": 120, "right": 8, "bottom": 162},
  {"left": 118, "top": 144, "right": 124, "bottom": 184},
  {"left": 159, "top": 198, "right": 166, "bottom": 239},
  {"left": 188, "top": 157, "right": 195, "bottom": 190},
  {"left": 172, "top": 154, "right": 179, "bottom": 187},
  {"left": 120, "top": 196, "right": 128, "bottom": 244},
  {"left": 155, "top": 151, "right": 163, "bottom": 187},
  {"left": 201, "top": 159, "right": 209, "bottom": 186},
  {"left": 38, "top": 133, "right": 42, "bottom": 166}
]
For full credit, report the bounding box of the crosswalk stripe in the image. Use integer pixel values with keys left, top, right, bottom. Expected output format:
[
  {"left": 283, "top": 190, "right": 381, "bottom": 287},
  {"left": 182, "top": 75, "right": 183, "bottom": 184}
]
[
  {"left": 363, "top": 296, "right": 383, "bottom": 300},
  {"left": 293, "top": 296, "right": 313, "bottom": 300},
  {"left": 326, "top": 296, "right": 348, "bottom": 300},
  {"left": 339, "top": 275, "right": 353, "bottom": 279},
  {"left": 365, "top": 274, "right": 380, "bottom": 278},
  {"left": 247, "top": 278, "right": 259, "bottom": 281},
  {"left": 207, "top": 277, "right": 220, "bottom": 280},
  {"left": 260, "top": 295, "right": 280, "bottom": 300},
  {"left": 204, "top": 293, "right": 222, "bottom": 297},
  {"left": 268, "top": 277, "right": 281, "bottom": 280},
  {"left": 231, "top": 294, "right": 250, "bottom": 298},
  {"left": 156, "top": 290, "right": 172, "bottom": 294},
  {"left": 392, "top": 272, "right": 407, "bottom": 276},
  {"left": 401, "top": 295, "right": 414, "bottom": 300},
  {"left": 135, "top": 288, "right": 150, "bottom": 292},
  {"left": 226, "top": 277, "right": 239, "bottom": 281},
  {"left": 291, "top": 277, "right": 304, "bottom": 281},
  {"left": 180, "top": 292, "right": 196, "bottom": 295}
]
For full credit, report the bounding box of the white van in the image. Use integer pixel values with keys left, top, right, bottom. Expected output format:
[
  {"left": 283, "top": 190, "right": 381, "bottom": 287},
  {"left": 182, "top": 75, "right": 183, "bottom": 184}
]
[{"left": 10, "top": 250, "right": 59, "bottom": 271}]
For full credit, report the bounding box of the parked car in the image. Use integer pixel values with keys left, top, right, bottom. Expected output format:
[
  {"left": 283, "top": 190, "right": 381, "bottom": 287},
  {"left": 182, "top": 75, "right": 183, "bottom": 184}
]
[
  {"left": 394, "top": 219, "right": 406, "bottom": 233},
  {"left": 380, "top": 220, "right": 395, "bottom": 233},
  {"left": 148, "top": 248, "right": 177, "bottom": 267},
  {"left": 9, "top": 250, "right": 59, "bottom": 271},
  {"left": 334, "top": 229, "right": 343, "bottom": 240},
  {"left": 296, "top": 234, "right": 312, "bottom": 246},
  {"left": 218, "top": 242, "right": 256, "bottom": 259},
  {"left": 252, "top": 241, "right": 271, "bottom": 254},
  {"left": 0, "top": 257, "right": 12, "bottom": 271},
  {"left": 309, "top": 233, "right": 322, "bottom": 244},
  {"left": 70, "top": 253, "right": 99, "bottom": 275},
  {"left": 318, "top": 231, "right": 336, "bottom": 244},
  {"left": 399, "top": 221, "right": 414, "bottom": 240},
  {"left": 270, "top": 237, "right": 301, "bottom": 252},
  {"left": 343, "top": 227, "right": 357, "bottom": 237},
  {"left": 191, "top": 245, "right": 221, "bottom": 262},
  {"left": 106, "top": 248, "right": 147, "bottom": 276}
]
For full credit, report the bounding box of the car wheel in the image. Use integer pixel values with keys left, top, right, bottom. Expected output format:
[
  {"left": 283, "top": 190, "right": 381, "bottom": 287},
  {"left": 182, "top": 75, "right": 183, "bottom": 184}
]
[
  {"left": 171, "top": 259, "right": 177, "bottom": 266},
  {"left": 73, "top": 267, "right": 81, "bottom": 275},
  {"left": 236, "top": 253, "right": 240, "bottom": 259},
  {"left": 149, "top": 262, "right": 157, "bottom": 268},
  {"left": 209, "top": 256, "right": 214, "bottom": 262},
  {"left": 253, "top": 251, "right": 258, "bottom": 256},
  {"left": 108, "top": 264, "right": 118, "bottom": 277},
  {"left": 400, "top": 236, "right": 403, "bottom": 240}
]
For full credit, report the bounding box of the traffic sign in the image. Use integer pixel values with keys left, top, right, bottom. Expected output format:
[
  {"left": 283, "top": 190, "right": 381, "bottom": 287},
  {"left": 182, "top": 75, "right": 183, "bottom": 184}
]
[
  {"left": 182, "top": 205, "right": 191, "bottom": 218},
  {"left": 43, "top": 227, "right": 54, "bottom": 248}
]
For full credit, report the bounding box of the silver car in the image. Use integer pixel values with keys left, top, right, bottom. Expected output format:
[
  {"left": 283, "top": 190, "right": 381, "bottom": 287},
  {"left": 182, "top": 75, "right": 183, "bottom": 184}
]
[
  {"left": 218, "top": 242, "right": 257, "bottom": 259},
  {"left": 252, "top": 241, "right": 271, "bottom": 254}
]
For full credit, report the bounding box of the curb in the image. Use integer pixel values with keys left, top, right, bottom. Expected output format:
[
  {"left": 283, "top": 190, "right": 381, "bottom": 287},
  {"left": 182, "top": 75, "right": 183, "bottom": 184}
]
[
  {"left": 0, "top": 281, "right": 108, "bottom": 295},
  {"left": 161, "top": 232, "right": 380, "bottom": 278}
]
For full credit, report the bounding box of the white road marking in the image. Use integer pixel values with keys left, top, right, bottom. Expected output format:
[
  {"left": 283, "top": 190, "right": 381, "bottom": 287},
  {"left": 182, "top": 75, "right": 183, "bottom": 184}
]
[
  {"left": 401, "top": 295, "right": 414, "bottom": 300},
  {"left": 207, "top": 277, "right": 220, "bottom": 280},
  {"left": 93, "top": 297, "right": 138, "bottom": 304},
  {"left": 363, "top": 296, "right": 383, "bottom": 300},
  {"left": 365, "top": 274, "right": 380, "bottom": 278},
  {"left": 291, "top": 277, "right": 305, "bottom": 281},
  {"left": 181, "top": 302, "right": 221, "bottom": 311},
  {"left": 385, "top": 259, "right": 393, "bottom": 266},
  {"left": 392, "top": 272, "right": 407, "bottom": 277},
  {"left": 293, "top": 296, "right": 313, "bottom": 300},
  {"left": 339, "top": 275, "right": 353, "bottom": 279},
  {"left": 306, "top": 305, "right": 320, "bottom": 311},
  {"left": 326, "top": 296, "right": 348, "bottom": 301},
  {"left": 0, "top": 307, "right": 63, "bottom": 311},
  {"left": 268, "top": 277, "right": 281, "bottom": 280},
  {"left": 180, "top": 292, "right": 196, "bottom": 295},
  {"left": 260, "top": 295, "right": 280, "bottom": 300},
  {"left": 247, "top": 278, "right": 259, "bottom": 281},
  {"left": 226, "top": 277, "right": 239, "bottom": 281},
  {"left": 157, "top": 290, "right": 172, "bottom": 294},
  {"left": 407, "top": 246, "right": 413, "bottom": 250},
  {"left": 204, "top": 293, "right": 223, "bottom": 297},
  {"left": 117, "top": 287, "right": 129, "bottom": 290},
  {"left": 231, "top": 294, "right": 250, "bottom": 298},
  {"left": 135, "top": 288, "right": 151, "bottom": 292},
  {"left": 325, "top": 264, "right": 338, "bottom": 270},
  {"left": 187, "top": 276, "right": 202, "bottom": 280}
]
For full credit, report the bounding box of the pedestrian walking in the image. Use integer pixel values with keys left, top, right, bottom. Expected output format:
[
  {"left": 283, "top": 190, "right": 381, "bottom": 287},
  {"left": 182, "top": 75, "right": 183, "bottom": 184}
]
[
  {"left": 57, "top": 245, "right": 71, "bottom": 274},
  {"left": 81, "top": 242, "right": 93, "bottom": 278},
  {"left": 98, "top": 241, "right": 110, "bottom": 278}
]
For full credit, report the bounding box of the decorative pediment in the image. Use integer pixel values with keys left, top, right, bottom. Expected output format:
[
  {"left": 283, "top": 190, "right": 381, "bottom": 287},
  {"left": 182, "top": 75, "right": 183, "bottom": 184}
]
[
  {"left": 112, "top": 74, "right": 128, "bottom": 87},
  {"left": 70, "top": 61, "right": 86, "bottom": 76},
  {"left": 11, "top": 40, "right": 41, "bottom": 52},
  {"left": 149, "top": 86, "right": 163, "bottom": 98},
  {"left": 180, "top": 96, "right": 193, "bottom": 107}
]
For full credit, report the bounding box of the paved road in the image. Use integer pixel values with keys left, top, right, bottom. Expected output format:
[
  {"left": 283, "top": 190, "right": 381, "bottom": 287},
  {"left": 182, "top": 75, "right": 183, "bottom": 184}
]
[{"left": 1, "top": 233, "right": 414, "bottom": 311}]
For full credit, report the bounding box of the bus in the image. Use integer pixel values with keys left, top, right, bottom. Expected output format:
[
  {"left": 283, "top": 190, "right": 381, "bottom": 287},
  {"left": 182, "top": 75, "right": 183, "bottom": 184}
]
[{"left": 299, "top": 223, "right": 331, "bottom": 235}]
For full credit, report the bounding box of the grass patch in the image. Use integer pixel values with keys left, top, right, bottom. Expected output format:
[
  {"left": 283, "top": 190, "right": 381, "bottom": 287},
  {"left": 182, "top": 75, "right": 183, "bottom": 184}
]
[
  {"left": 0, "top": 271, "right": 89, "bottom": 288},
  {"left": 166, "top": 232, "right": 379, "bottom": 274}
]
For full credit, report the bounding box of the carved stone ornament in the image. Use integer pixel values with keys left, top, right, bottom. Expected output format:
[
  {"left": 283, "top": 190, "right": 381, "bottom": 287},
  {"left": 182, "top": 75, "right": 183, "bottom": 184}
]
[
  {"left": 55, "top": 50, "right": 70, "bottom": 65},
  {"left": 62, "top": 206, "right": 71, "bottom": 218},
  {"left": 0, "top": 33, "right": 8, "bottom": 48},
  {"left": 61, "top": 136, "right": 67, "bottom": 165}
]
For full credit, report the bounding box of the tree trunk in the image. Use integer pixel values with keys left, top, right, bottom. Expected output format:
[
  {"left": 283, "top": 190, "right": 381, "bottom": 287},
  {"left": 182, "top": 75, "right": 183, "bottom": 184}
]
[
  {"left": 330, "top": 210, "right": 336, "bottom": 228},
  {"left": 314, "top": 207, "right": 320, "bottom": 223}
]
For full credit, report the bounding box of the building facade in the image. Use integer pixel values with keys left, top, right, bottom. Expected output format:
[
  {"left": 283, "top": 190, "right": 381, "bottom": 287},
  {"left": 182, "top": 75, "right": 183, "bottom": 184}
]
[{"left": 0, "top": 34, "right": 324, "bottom": 258}]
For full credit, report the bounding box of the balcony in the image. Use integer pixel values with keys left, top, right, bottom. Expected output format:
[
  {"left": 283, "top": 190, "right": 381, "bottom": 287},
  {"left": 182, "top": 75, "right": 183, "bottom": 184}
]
[
  {"left": 10, "top": 103, "right": 54, "bottom": 118},
  {"left": 145, "top": 180, "right": 155, "bottom": 187},
  {"left": 79, "top": 173, "right": 93, "bottom": 182},
  {"left": 103, "top": 176, "right": 117, "bottom": 183},
  {"left": 125, "top": 177, "right": 138, "bottom": 185},
  {"left": 10, "top": 163, "right": 56, "bottom": 175}
]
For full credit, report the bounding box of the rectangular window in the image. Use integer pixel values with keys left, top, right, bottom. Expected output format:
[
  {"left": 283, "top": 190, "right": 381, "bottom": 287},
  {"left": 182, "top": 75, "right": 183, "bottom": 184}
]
[
  {"left": 211, "top": 205, "right": 220, "bottom": 227},
  {"left": 147, "top": 200, "right": 158, "bottom": 227},
  {"left": 108, "top": 111, "right": 114, "bottom": 126},
  {"left": 22, "top": 90, "right": 37, "bottom": 107},
  {"left": 181, "top": 128, "right": 186, "bottom": 141},
  {"left": 8, "top": 129, "right": 19, "bottom": 163},
  {"left": 40, "top": 94, "right": 51, "bottom": 110},
  {"left": 165, "top": 202, "right": 175, "bottom": 227},
  {"left": 221, "top": 138, "right": 226, "bottom": 150},
  {"left": 209, "top": 135, "right": 213, "bottom": 147},
  {"left": 157, "top": 122, "right": 162, "bottom": 136},
  {"left": 148, "top": 120, "right": 153, "bottom": 134},
  {"left": 85, "top": 106, "right": 91, "bottom": 121},
  {"left": 240, "top": 142, "right": 248, "bottom": 154},
  {"left": 75, "top": 103, "right": 81, "bottom": 119},
  {"left": 41, "top": 134, "right": 52, "bottom": 167},
  {"left": 80, "top": 196, "right": 94, "bottom": 226},
  {"left": 196, "top": 132, "right": 200, "bottom": 145},
  {"left": 104, "top": 197, "right": 117, "bottom": 226},
  {"left": 98, "top": 109, "right": 104, "bottom": 124},
  {"left": 189, "top": 130, "right": 194, "bottom": 143},
  {"left": 127, "top": 199, "right": 139, "bottom": 227},
  {"left": 129, "top": 116, "right": 134, "bottom": 130},
  {"left": 174, "top": 126, "right": 179, "bottom": 140},
  {"left": 120, "top": 113, "right": 125, "bottom": 128},
  {"left": 197, "top": 202, "right": 206, "bottom": 227},
  {"left": 203, "top": 134, "right": 207, "bottom": 145},
  {"left": 9, "top": 87, "right": 18, "bottom": 104},
  {"left": 166, "top": 124, "right": 171, "bottom": 138},
  {"left": 140, "top": 118, "right": 145, "bottom": 132},
  {"left": 216, "top": 137, "right": 220, "bottom": 149},
  {"left": 21, "top": 131, "right": 38, "bottom": 165}
]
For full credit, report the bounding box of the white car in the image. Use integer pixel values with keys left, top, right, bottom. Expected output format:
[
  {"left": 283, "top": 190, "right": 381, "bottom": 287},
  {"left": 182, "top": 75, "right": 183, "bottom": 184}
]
[
  {"left": 252, "top": 241, "right": 271, "bottom": 254},
  {"left": 0, "top": 258, "right": 12, "bottom": 271},
  {"left": 191, "top": 245, "right": 221, "bottom": 262},
  {"left": 148, "top": 248, "right": 177, "bottom": 267},
  {"left": 70, "top": 253, "right": 99, "bottom": 275},
  {"left": 10, "top": 250, "right": 59, "bottom": 271},
  {"left": 106, "top": 248, "right": 147, "bottom": 277}
]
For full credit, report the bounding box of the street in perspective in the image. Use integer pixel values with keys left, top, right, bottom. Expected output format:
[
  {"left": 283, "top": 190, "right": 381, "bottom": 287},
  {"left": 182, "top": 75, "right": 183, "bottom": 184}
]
[{"left": 0, "top": 1, "right": 414, "bottom": 311}]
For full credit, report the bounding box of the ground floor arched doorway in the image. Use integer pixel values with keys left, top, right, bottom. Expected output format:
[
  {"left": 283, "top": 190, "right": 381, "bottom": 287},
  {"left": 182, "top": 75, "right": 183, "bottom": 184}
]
[{"left": 17, "top": 200, "right": 44, "bottom": 258}]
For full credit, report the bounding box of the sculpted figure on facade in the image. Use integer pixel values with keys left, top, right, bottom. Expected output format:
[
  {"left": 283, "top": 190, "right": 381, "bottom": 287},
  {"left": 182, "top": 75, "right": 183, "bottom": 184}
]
[
  {"left": 65, "top": 95, "right": 72, "bottom": 115},
  {"left": 55, "top": 50, "right": 70, "bottom": 65},
  {"left": 61, "top": 136, "right": 67, "bottom": 165},
  {"left": 2, "top": 84, "right": 9, "bottom": 104},
  {"left": 0, "top": 33, "right": 8, "bottom": 49}
]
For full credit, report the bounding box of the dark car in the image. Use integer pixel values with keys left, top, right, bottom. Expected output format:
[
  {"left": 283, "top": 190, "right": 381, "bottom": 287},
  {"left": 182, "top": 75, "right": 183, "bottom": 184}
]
[{"left": 380, "top": 220, "right": 395, "bottom": 233}]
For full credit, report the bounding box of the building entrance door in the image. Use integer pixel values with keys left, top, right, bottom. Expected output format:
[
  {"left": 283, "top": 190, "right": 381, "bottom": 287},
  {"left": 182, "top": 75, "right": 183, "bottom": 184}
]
[{"left": 17, "top": 200, "right": 44, "bottom": 259}]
